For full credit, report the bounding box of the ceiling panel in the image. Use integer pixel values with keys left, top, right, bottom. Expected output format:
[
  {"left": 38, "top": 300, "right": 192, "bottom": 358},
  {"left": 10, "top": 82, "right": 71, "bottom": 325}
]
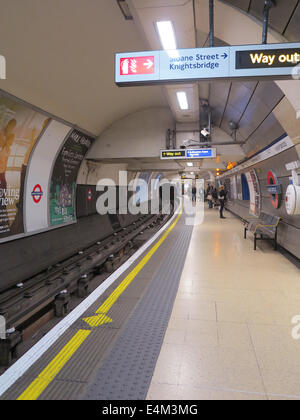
[
  {"left": 250, "top": 0, "right": 299, "bottom": 34},
  {"left": 243, "top": 113, "right": 285, "bottom": 156},
  {"left": 220, "top": 81, "right": 257, "bottom": 134},
  {"left": 284, "top": 2, "right": 300, "bottom": 41},
  {"left": 209, "top": 82, "right": 232, "bottom": 126},
  {"left": 237, "top": 81, "right": 284, "bottom": 142}
]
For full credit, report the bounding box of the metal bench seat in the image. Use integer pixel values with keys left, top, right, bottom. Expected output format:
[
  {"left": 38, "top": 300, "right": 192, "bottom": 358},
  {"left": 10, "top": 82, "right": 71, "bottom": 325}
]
[{"left": 244, "top": 212, "right": 281, "bottom": 251}]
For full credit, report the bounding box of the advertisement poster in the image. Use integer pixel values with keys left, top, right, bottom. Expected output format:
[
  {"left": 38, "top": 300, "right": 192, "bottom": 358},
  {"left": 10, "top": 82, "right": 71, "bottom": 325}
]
[
  {"left": 236, "top": 174, "right": 243, "bottom": 200},
  {"left": 230, "top": 176, "right": 238, "bottom": 200},
  {"left": 49, "top": 129, "right": 94, "bottom": 226},
  {"left": 246, "top": 169, "right": 261, "bottom": 217},
  {"left": 0, "top": 97, "right": 48, "bottom": 240}
]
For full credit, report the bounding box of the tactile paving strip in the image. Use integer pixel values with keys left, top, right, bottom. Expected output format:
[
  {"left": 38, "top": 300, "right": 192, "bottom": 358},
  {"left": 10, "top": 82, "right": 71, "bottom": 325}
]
[{"left": 83, "top": 221, "right": 193, "bottom": 400}]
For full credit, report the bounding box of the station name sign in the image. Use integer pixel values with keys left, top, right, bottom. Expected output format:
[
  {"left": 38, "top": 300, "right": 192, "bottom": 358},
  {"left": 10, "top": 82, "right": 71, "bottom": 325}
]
[
  {"left": 115, "top": 42, "right": 300, "bottom": 85},
  {"left": 160, "top": 148, "right": 216, "bottom": 160}
]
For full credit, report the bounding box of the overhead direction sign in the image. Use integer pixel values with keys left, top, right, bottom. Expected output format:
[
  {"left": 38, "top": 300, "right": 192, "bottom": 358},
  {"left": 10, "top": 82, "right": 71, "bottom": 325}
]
[
  {"left": 160, "top": 148, "right": 216, "bottom": 160},
  {"left": 115, "top": 42, "right": 300, "bottom": 85},
  {"left": 186, "top": 149, "right": 216, "bottom": 159},
  {"left": 161, "top": 150, "right": 186, "bottom": 159}
]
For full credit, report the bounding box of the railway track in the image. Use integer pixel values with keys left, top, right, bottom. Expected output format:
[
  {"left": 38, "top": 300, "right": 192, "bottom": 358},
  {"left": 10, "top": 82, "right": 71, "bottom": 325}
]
[{"left": 0, "top": 210, "right": 173, "bottom": 366}]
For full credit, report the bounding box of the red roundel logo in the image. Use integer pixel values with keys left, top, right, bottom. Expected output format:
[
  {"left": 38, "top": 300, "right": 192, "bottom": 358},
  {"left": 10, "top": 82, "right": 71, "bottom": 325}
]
[
  {"left": 31, "top": 184, "right": 43, "bottom": 204},
  {"left": 88, "top": 189, "right": 92, "bottom": 202},
  {"left": 267, "top": 171, "right": 281, "bottom": 209}
]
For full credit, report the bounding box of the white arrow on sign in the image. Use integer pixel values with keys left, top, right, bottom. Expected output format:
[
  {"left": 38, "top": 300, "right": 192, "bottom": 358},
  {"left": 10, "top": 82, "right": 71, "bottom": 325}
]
[{"left": 143, "top": 59, "right": 153, "bottom": 70}]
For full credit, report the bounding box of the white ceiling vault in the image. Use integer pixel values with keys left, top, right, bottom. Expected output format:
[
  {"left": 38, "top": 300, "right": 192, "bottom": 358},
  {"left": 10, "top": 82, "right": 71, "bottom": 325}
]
[{"left": 0, "top": 0, "right": 167, "bottom": 135}]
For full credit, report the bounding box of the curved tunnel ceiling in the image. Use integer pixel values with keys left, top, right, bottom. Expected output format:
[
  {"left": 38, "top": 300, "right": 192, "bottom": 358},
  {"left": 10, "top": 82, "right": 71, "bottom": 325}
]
[
  {"left": 0, "top": 0, "right": 168, "bottom": 135},
  {"left": 0, "top": 0, "right": 299, "bottom": 165},
  {"left": 222, "top": 0, "right": 300, "bottom": 42}
]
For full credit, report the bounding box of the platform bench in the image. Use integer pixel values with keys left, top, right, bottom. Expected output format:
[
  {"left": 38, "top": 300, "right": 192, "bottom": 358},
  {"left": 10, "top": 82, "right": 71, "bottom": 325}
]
[{"left": 243, "top": 212, "right": 281, "bottom": 251}]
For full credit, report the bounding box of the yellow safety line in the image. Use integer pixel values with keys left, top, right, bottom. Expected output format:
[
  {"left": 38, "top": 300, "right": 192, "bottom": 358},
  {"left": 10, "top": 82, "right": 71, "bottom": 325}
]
[
  {"left": 17, "top": 209, "right": 182, "bottom": 400},
  {"left": 17, "top": 330, "right": 91, "bottom": 400},
  {"left": 94, "top": 209, "right": 182, "bottom": 316}
]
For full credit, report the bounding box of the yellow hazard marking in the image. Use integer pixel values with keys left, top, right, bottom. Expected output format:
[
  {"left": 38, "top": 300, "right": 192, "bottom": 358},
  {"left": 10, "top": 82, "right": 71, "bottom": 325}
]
[
  {"left": 83, "top": 314, "right": 113, "bottom": 327},
  {"left": 83, "top": 209, "right": 182, "bottom": 326},
  {"left": 17, "top": 209, "right": 182, "bottom": 400},
  {"left": 17, "top": 329, "right": 91, "bottom": 400}
]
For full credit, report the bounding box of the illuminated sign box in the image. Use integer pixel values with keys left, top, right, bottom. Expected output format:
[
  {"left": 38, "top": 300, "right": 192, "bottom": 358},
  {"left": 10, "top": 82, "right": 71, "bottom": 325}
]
[
  {"left": 186, "top": 149, "right": 216, "bottom": 159},
  {"left": 236, "top": 48, "right": 300, "bottom": 69},
  {"left": 160, "top": 148, "right": 216, "bottom": 160},
  {"left": 115, "top": 42, "right": 300, "bottom": 86},
  {"left": 161, "top": 150, "right": 186, "bottom": 159}
]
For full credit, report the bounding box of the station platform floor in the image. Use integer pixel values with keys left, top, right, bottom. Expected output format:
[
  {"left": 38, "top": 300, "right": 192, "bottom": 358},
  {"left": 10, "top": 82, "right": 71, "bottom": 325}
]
[
  {"left": 0, "top": 202, "right": 299, "bottom": 400},
  {"left": 147, "top": 205, "right": 300, "bottom": 401}
]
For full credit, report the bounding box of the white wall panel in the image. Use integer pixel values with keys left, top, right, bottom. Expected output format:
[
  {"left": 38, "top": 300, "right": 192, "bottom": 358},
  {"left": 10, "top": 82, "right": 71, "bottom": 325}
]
[{"left": 25, "top": 120, "right": 71, "bottom": 232}]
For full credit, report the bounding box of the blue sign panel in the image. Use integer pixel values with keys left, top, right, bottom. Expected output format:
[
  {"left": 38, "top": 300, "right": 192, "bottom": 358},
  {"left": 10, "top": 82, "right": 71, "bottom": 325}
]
[
  {"left": 267, "top": 185, "right": 282, "bottom": 195},
  {"left": 115, "top": 43, "right": 300, "bottom": 85},
  {"left": 186, "top": 149, "right": 216, "bottom": 159}
]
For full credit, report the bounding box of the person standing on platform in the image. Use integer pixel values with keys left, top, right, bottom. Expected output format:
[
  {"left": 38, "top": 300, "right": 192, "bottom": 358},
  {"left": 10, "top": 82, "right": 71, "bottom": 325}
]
[
  {"left": 218, "top": 185, "right": 226, "bottom": 219},
  {"left": 192, "top": 185, "right": 197, "bottom": 202},
  {"left": 212, "top": 187, "right": 218, "bottom": 207},
  {"left": 207, "top": 190, "right": 213, "bottom": 209}
]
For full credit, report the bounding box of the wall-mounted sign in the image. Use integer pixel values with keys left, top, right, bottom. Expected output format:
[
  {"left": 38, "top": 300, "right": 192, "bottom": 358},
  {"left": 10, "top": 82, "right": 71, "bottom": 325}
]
[
  {"left": 49, "top": 129, "right": 94, "bottom": 227},
  {"left": 115, "top": 43, "right": 300, "bottom": 86},
  {"left": 223, "top": 135, "right": 294, "bottom": 177},
  {"left": 285, "top": 185, "right": 300, "bottom": 216},
  {"left": 285, "top": 161, "right": 300, "bottom": 216},
  {"left": 31, "top": 184, "right": 43, "bottom": 204},
  {"left": 267, "top": 170, "right": 282, "bottom": 209},
  {"left": 160, "top": 148, "right": 216, "bottom": 160}
]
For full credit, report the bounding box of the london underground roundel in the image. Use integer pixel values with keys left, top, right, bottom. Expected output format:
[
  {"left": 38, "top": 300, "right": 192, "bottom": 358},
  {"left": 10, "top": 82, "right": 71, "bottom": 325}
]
[
  {"left": 267, "top": 170, "right": 282, "bottom": 209},
  {"left": 31, "top": 184, "right": 43, "bottom": 204}
]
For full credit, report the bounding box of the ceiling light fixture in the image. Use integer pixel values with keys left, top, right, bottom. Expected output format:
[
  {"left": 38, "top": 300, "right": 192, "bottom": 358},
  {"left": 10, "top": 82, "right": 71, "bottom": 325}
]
[
  {"left": 156, "top": 21, "right": 179, "bottom": 58},
  {"left": 177, "top": 91, "right": 189, "bottom": 110},
  {"left": 117, "top": 0, "right": 133, "bottom": 20},
  {"left": 187, "top": 162, "right": 193, "bottom": 167}
]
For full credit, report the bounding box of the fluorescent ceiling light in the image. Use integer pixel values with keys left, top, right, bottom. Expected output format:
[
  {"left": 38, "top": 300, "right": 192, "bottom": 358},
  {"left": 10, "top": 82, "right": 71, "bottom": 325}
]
[
  {"left": 156, "top": 21, "right": 179, "bottom": 58},
  {"left": 117, "top": 0, "right": 133, "bottom": 20},
  {"left": 187, "top": 162, "right": 193, "bottom": 167},
  {"left": 177, "top": 91, "right": 189, "bottom": 110}
]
